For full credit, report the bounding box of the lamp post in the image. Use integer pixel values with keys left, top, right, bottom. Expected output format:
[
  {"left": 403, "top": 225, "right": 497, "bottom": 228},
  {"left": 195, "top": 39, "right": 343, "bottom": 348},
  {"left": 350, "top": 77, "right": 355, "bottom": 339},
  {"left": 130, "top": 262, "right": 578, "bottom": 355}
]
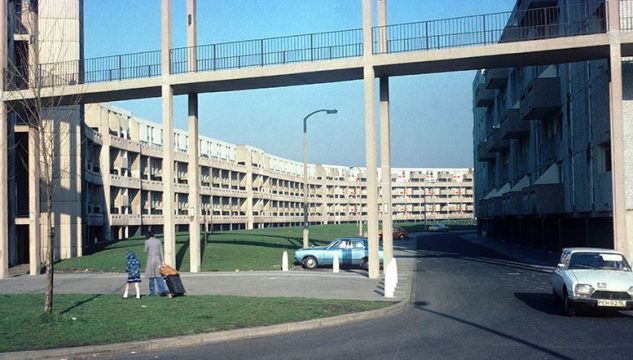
[
  {"left": 349, "top": 166, "right": 363, "bottom": 236},
  {"left": 303, "top": 109, "right": 337, "bottom": 249}
]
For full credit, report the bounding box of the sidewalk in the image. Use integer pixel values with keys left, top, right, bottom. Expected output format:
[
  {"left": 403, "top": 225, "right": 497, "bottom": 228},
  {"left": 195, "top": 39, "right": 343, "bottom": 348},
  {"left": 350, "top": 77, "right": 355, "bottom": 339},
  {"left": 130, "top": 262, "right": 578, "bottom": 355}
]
[{"left": 0, "top": 238, "right": 418, "bottom": 360}]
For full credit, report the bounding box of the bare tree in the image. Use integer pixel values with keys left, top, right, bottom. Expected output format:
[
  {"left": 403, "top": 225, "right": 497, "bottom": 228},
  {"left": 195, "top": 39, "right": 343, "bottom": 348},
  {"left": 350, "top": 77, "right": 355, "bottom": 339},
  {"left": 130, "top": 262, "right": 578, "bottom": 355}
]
[{"left": 4, "top": 1, "right": 84, "bottom": 314}]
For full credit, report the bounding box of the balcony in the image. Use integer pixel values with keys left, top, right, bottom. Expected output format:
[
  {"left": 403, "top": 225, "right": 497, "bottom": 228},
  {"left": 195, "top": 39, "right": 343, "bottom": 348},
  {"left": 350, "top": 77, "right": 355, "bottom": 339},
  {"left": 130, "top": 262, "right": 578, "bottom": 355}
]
[
  {"left": 476, "top": 140, "right": 495, "bottom": 162},
  {"left": 520, "top": 77, "right": 561, "bottom": 121},
  {"left": 484, "top": 68, "right": 508, "bottom": 89},
  {"left": 526, "top": 184, "right": 565, "bottom": 214},
  {"left": 475, "top": 83, "right": 495, "bottom": 108},
  {"left": 488, "top": 128, "right": 510, "bottom": 153},
  {"left": 86, "top": 213, "right": 104, "bottom": 226},
  {"left": 500, "top": 108, "right": 529, "bottom": 139}
]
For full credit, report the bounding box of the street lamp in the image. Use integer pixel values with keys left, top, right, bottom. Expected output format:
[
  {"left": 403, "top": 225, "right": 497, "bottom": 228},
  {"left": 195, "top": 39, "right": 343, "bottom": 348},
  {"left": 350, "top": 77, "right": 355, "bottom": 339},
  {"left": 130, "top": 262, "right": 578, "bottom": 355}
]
[
  {"left": 303, "top": 109, "right": 337, "bottom": 249},
  {"left": 349, "top": 166, "right": 363, "bottom": 236}
]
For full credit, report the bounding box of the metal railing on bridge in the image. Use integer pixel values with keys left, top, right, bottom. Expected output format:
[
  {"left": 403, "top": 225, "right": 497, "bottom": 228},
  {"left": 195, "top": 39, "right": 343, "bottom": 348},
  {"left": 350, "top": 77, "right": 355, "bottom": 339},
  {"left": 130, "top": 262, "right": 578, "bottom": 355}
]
[
  {"left": 170, "top": 28, "right": 362, "bottom": 74},
  {"left": 4, "top": 1, "right": 627, "bottom": 91},
  {"left": 373, "top": 2, "right": 608, "bottom": 54}
]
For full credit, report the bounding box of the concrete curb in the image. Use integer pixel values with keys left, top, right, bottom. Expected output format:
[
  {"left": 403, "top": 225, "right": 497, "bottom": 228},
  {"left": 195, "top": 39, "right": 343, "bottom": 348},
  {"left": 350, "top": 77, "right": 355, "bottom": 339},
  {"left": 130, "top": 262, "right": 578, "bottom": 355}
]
[{"left": 0, "top": 298, "right": 410, "bottom": 360}]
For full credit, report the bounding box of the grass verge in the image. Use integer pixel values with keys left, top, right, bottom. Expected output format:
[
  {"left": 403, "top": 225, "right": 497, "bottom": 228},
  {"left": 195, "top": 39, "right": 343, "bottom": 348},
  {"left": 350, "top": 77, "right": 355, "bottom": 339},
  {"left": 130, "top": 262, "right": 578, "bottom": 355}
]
[
  {"left": 56, "top": 224, "right": 361, "bottom": 272},
  {"left": 0, "top": 293, "right": 392, "bottom": 352}
]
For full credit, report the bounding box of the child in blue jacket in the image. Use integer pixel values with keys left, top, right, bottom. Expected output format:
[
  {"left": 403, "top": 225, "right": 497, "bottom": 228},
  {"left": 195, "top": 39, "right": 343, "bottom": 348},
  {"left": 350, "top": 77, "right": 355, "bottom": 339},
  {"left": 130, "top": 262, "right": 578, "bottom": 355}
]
[{"left": 123, "top": 250, "right": 142, "bottom": 299}]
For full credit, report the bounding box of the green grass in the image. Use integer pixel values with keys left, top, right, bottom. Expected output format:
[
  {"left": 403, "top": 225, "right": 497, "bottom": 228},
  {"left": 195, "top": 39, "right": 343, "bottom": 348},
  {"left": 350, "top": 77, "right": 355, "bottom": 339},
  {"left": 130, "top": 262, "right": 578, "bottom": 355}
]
[
  {"left": 56, "top": 221, "right": 476, "bottom": 273},
  {"left": 56, "top": 224, "right": 361, "bottom": 272},
  {"left": 0, "top": 293, "right": 391, "bottom": 352}
]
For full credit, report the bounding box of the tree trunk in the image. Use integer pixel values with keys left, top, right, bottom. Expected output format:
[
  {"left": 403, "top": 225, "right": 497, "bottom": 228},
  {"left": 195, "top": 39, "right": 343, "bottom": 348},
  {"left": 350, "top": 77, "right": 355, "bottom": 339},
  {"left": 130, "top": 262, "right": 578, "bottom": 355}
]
[{"left": 43, "top": 189, "right": 54, "bottom": 314}]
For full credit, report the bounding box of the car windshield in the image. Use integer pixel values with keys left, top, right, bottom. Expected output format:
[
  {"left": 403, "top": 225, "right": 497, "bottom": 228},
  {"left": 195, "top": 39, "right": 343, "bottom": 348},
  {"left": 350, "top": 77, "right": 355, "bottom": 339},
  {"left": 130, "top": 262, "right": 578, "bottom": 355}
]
[{"left": 568, "top": 252, "right": 631, "bottom": 271}]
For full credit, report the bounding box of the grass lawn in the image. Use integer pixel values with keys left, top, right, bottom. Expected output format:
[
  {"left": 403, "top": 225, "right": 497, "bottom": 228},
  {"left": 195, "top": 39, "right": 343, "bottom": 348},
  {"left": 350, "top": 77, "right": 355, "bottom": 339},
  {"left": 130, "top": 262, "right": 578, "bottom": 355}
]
[
  {"left": 0, "top": 293, "right": 391, "bottom": 352},
  {"left": 56, "top": 224, "right": 361, "bottom": 272},
  {"left": 55, "top": 222, "right": 476, "bottom": 273}
]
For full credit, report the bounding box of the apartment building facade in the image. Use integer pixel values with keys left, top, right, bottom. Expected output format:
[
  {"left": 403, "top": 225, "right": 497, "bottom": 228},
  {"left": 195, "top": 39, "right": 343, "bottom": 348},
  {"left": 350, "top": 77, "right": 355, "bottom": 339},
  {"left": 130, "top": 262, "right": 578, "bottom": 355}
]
[
  {"left": 473, "top": 0, "right": 621, "bottom": 250},
  {"left": 82, "top": 103, "right": 474, "bottom": 243}
]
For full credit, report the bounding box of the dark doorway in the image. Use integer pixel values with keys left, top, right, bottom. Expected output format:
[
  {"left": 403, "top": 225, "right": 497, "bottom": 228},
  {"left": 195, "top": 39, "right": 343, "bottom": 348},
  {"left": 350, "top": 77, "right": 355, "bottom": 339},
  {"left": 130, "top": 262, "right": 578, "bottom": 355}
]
[{"left": 16, "top": 225, "right": 29, "bottom": 265}]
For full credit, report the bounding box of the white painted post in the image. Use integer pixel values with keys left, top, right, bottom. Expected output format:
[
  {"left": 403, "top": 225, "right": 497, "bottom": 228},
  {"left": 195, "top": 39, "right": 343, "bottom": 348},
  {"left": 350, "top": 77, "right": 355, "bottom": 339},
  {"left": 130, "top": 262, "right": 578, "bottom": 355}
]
[
  {"left": 282, "top": 251, "right": 288, "bottom": 272},
  {"left": 333, "top": 252, "right": 340, "bottom": 273},
  {"left": 384, "top": 258, "right": 398, "bottom": 298}
]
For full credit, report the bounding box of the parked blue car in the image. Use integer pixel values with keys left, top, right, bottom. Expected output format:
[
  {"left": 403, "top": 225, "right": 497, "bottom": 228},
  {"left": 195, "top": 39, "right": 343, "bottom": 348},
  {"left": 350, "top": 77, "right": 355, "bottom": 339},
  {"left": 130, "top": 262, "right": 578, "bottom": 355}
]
[{"left": 295, "top": 237, "right": 384, "bottom": 270}]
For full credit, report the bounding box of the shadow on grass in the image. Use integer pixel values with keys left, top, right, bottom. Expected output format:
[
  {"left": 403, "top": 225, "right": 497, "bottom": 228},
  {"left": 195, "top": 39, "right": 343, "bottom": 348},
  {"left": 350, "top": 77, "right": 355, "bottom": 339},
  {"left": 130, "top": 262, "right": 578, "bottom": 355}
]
[
  {"left": 208, "top": 233, "right": 336, "bottom": 247},
  {"left": 176, "top": 240, "right": 190, "bottom": 270},
  {"left": 206, "top": 239, "right": 298, "bottom": 250},
  {"left": 59, "top": 294, "right": 102, "bottom": 315}
]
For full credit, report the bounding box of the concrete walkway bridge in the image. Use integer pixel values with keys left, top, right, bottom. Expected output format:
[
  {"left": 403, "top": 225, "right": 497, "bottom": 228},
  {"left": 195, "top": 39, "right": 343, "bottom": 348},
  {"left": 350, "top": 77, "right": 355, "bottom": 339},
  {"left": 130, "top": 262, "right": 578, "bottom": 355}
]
[{"left": 3, "top": 1, "right": 632, "bottom": 103}]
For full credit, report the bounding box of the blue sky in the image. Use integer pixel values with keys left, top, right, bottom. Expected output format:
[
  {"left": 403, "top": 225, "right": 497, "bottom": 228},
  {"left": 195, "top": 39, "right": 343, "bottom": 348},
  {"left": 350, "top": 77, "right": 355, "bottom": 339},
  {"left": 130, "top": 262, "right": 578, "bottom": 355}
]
[{"left": 84, "top": 0, "right": 517, "bottom": 168}]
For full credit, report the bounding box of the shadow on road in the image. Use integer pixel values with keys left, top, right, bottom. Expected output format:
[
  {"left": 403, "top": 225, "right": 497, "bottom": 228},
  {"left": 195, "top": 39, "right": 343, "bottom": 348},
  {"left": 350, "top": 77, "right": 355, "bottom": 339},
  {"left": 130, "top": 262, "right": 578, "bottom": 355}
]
[
  {"left": 413, "top": 301, "right": 576, "bottom": 360},
  {"left": 515, "top": 292, "right": 633, "bottom": 318},
  {"left": 416, "top": 234, "right": 555, "bottom": 273},
  {"left": 514, "top": 292, "right": 560, "bottom": 316}
]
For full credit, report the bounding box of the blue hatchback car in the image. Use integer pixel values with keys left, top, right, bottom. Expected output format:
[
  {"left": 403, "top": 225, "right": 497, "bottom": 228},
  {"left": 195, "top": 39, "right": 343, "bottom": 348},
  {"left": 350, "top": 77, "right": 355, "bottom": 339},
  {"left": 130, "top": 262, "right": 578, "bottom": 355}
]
[{"left": 294, "top": 237, "right": 384, "bottom": 270}]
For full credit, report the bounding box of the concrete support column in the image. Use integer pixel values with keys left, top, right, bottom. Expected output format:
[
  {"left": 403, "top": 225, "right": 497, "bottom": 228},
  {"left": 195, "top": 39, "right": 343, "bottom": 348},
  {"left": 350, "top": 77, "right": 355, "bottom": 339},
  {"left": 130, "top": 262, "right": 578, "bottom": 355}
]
[
  {"left": 245, "top": 160, "right": 254, "bottom": 230},
  {"left": 186, "top": 0, "right": 200, "bottom": 272},
  {"left": 187, "top": 0, "right": 197, "bottom": 73},
  {"left": 379, "top": 77, "right": 393, "bottom": 267},
  {"left": 0, "top": 0, "right": 9, "bottom": 279},
  {"left": 101, "top": 110, "right": 112, "bottom": 241},
  {"left": 187, "top": 94, "right": 200, "bottom": 272},
  {"left": 162, "top": 0, "right": 176, "bottom": 267},
  {"left": 28, "top": 128, "right": 41, "bottom": 275},
  {"left": 363, "top": 68, "right": 379, "bottom": 279},
  {"left": 362, "top": 0, "right": 379, "bottom": 279},
  {"left": 377, "top": 0, "right": 393, "bottom": 267},
  {"left": 608, "top": 2, "right": 632, "bottom": 260},
  {"left": 162, "top": 85, "right": 175, "bottom": 266}
]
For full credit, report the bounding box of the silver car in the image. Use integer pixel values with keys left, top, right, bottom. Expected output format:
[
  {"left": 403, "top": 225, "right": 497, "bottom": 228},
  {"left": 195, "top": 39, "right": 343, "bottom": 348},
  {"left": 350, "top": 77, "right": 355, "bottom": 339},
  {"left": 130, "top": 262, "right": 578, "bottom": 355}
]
[{"left": 551, "top": 247, "right": 633, "bottom": 316}]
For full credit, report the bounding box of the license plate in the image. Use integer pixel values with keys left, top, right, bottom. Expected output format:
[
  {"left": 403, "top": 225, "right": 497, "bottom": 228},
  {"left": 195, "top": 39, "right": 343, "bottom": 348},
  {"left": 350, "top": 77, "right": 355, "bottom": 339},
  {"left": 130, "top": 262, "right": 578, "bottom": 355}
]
[{"left": 597, "top": 299, "right": 627, "bottom": 307}]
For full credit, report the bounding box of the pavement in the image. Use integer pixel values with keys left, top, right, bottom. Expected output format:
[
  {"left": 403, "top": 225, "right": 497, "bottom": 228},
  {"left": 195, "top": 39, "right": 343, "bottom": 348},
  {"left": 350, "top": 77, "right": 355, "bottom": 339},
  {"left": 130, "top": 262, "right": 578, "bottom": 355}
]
[{"left": 0, "top": 231, "right": 559, "bottom": 359}]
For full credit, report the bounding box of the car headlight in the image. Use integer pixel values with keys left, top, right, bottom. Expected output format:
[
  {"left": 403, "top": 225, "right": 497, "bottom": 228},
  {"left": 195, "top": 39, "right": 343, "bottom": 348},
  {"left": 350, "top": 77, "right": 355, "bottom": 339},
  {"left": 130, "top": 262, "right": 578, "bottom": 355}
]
[
  {"left": 575, "top": 284, "right": 595, "bottom": 297},
  {"left": 628, "top": 286, "right": 633, "bottom": 295}
]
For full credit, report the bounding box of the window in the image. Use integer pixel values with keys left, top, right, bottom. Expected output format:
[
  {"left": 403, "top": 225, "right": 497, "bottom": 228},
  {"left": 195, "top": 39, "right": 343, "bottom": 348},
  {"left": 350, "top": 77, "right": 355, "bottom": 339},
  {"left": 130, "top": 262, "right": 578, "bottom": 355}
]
[
  {"left": 603, "top": 145, "right": 612, "bottom": 172},
  {"left": 351, "top": 240, "right": 365, "bottom": 249}
]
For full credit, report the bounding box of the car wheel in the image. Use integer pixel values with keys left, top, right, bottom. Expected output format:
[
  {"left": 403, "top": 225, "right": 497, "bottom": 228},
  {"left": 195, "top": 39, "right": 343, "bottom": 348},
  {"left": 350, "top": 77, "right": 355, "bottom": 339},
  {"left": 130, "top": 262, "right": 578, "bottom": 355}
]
[
  {"left": 399, "top": 234, "right": 406, "bottom": 240},
  {"left": 360, "top": 258, "right": 368, "bottom": 271},
  {"left": 562, "top": 288, "right": 576, "bottom": 317},
  {"left": 302, "top": 256, "right": 318, "bottom": 270}
]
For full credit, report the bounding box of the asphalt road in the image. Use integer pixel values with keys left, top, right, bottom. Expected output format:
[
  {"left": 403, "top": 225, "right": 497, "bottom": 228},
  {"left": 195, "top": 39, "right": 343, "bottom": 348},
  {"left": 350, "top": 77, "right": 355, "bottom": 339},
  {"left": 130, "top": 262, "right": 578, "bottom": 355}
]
[{"left": 93, "top": 233, "right": 633, "bottom": 360}]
